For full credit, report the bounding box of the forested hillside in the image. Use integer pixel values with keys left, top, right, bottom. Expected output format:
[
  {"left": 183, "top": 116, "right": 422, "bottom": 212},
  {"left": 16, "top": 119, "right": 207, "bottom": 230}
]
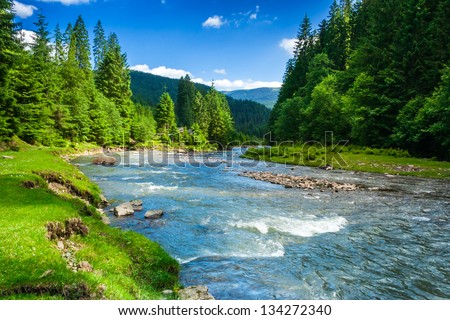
[
  {"left": 224, "top": 87, "right": 280, "bottom": 109},
  {"left": 271, "top": 0, "right": 450, "bottom": 160},
  {"left": 0, "top": 2, "right": 155, "bottom": 146},
  {"left": 130, "top": 71, "right": 270, "bottom": 137},
  {"left": 0, "top": 0, "right": 267, "bottom": 148},
  {"left": 130, "top": 70, "right": 209, "bottom": 106}
]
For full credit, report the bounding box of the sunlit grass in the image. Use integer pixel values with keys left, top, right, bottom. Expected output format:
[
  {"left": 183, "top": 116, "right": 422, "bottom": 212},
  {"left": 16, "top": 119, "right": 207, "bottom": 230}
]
[
  {"left": 244, "top": 145, "right": 450, "bottom": 179},
  {"left": 0, "top": 147, "right": 179, "bottom": 299}
]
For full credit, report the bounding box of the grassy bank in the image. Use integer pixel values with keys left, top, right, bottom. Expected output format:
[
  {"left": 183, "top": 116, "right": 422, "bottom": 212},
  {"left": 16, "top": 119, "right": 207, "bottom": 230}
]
[
  {"left": 243, "top": 145, "right": 450, "bottom": 179},
  {"left": 0, "top": 145, "right": 179, "bottom": 299}
]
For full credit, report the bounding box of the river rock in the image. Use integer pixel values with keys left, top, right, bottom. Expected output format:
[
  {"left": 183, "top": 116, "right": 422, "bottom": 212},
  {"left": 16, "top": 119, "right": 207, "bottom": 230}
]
[
  {"left": 239, "top": 171, "right": 357, "bottom": 192},
  {"left": 145, "top": 210, "right": 164, "bottom": 219},
  {"left": 130, "top": 200, "right": 144, "bottom": 211},
  {"left": 114, "top": 202, "right": 134, "bottom": 217},
  {"left": 99, "top": 194, "right": 109, "bottom": 205},
  {"left": 130, "top": 199, "right": 143, "bottom": 207},
  {"left": 92, "top": 155, "right": 116, "bottom": 166},
  {"left": 178, "top": 286, "right": 215, "bottom": 300}
]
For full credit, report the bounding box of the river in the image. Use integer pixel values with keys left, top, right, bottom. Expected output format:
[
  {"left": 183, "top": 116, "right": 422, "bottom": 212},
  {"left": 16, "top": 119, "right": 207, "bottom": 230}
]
[{"left": 74, "top": 149, "right": 450, "bottom": 299}]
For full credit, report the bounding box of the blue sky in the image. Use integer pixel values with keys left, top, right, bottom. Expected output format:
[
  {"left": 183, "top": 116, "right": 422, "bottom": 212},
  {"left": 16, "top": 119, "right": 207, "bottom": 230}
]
[{"left": 13, "top": 0, "right": 333, "bottom": 91}]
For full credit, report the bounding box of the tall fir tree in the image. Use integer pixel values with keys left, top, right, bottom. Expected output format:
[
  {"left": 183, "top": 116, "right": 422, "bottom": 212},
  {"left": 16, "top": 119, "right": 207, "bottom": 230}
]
[
  {"left": 72, "top": 15, "right": 91, "bottom": 72},
  {"left": 93, "top": 20, "right": 107, "bottom": 70},
  {"left": 32, "top": 13, "right": 51, "bottom": 63},
  {"left": 96, "top": 32, "right": 133, "bottom": 135},
  {"left": 270, "top": 15, "right": 315, "bottom": 137},
  {"left": 0, "top": 0, "right": 18, "bottom": 140},
  {"left": 204, "top": 86, "right": 234, "bottom": 143},
  {"left": 155, "top": 92, "right": 177, "bottom": 135},
  {"left": 176, "top": 75, "right": 196, "bottom": 127},
  {"left": 54, "top": 23, "right": 65, "bottom": 64}
]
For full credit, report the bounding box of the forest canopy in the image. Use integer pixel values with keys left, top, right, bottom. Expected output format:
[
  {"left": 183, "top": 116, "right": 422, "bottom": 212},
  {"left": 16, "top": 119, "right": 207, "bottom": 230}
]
[{"left": 270, "top": 0, "right": 450, "bottom": 160}]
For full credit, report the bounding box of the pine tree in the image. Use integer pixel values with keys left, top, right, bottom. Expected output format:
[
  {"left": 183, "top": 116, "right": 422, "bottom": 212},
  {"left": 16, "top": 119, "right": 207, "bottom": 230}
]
[
  {"left": 93, "top": 20, "right": 107, "bottom": 70},
  {"left": 192, "top": 91, "right": 209, "bottom": 134},
  {"left": 155, "top": 92, "right": 177, "bottom": 135},
  {"left": 204, "top": 86, "right": 233, "bottom": 143},
  {"left": 32, "top": 13, "right": 51, "bottom": 63},
  {"left": 0, "top": 0, "right": 18, "bottom": 140},
  {"left": 54, "top": 23, "right": 65, "bottom": 64},
  {"left": 271, "top": 15, "right": 315, "bottom": 138},
  {"left": 323, "top": 0, "right": 349, "bottom": 70},
  {"left": 176, "top": 75, "right": 196, "bottom": 127},
  {"left": 63, "top": 23, "right": 73, "bottom": 47},
  {"left": 96, "top": 32, "right": 133, "bottom": 135},
  {"left": 73, "top": 16, "right": 91, "bottom": 72}
]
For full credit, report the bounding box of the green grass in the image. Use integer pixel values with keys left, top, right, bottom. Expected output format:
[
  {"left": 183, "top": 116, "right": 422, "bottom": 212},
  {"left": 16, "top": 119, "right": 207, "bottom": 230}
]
[
  {"left": 243, "top": 145, "right": 450, "bottom": 179},
  {"left": 0, "top": 146, "right": 179, "bottom": 299}
]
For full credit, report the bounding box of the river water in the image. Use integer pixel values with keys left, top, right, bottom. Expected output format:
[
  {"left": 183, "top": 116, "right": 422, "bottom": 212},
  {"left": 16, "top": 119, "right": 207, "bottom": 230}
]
[{"left": 74, "top": 149, "right": 450, "bottom": 299}]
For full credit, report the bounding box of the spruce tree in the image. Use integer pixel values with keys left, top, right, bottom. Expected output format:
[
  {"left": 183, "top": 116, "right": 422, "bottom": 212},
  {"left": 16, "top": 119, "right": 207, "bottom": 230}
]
[
  {"left": 93, "top": 20, "right": 107, "bottom": 70},
  {"left": 155, "top": 92, "right": 177, "bottom": 135},
  {"left": 0, "top": 0, "right": 17, "bottom": 140},
  {"left": 32, "top": 13, "right": 51, "bottom": 63},
  {"left": 96, "top": 32, "right": 133, "bottom": 135},
  {"left": 204, "top": 86, "right": 233, "bottom": 143},
  {"left": 176, "top": 75, "right": 196, "bottom": 127},
  {"left": 73, "top": 16, "right": 91, "bottom": 72},
  {"left": 54, "top": 24, "right": 65, "bottom": 64}
]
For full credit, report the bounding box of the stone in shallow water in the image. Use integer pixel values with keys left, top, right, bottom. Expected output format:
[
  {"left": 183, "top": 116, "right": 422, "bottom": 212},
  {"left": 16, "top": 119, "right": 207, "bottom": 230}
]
[
  {"left": 130, "top": 199, "right": 143, "bottom": 207},
  {"left": 114, "top": 202, "right": 134, "bottom": 217},
  {"left": 144, "top": 210, "right": 164, "bottom": 219},
  {"left": 178, "top": 286, "right": 215, "bottom": 300}
]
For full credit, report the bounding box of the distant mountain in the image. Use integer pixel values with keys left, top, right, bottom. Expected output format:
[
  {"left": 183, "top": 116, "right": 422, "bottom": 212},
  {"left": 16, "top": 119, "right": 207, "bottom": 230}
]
[
  {"left": 130, "top": 70, "right": 210, "bottom": 106},
  {"left": 223, "top": 87, "right": 280, "bottom": 109},
  {"left": 129, "top": 70, "right": 270, "bottom": 137}
]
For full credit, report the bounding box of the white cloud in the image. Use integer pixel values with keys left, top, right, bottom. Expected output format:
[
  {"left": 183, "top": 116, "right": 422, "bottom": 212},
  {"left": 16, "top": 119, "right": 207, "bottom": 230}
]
[
  {"left": 161, "top": 0, "right": 166, "bottom": 4},
  {"left": 130, "top": 64, "right": 191, "bottom": 79},
  {"left": 202, "top": 15, "right": 226, "bottom": 29},
  {"left": 16, "top": 29, "right": 36, "bottom": 49},
  {"left": 249, "top": 13, "right": 257, "bottom": 20},
  {"left": 194, "top": 78, "right": 282, "bottom": 91},
  {"left": 130, "top": 64, "right": 281, "bottom": 91},
  {"left": 37, "top": 0, "right": 92, "bottom": 5},
  {"left": 213, "top": 69, "right": 227, "bottom": 75},
  {"left": 279, "top": 38, "right": 296, "bottom": 56},
  {"left": 13, "top": 1, "right": 37, "bottom": 19}
]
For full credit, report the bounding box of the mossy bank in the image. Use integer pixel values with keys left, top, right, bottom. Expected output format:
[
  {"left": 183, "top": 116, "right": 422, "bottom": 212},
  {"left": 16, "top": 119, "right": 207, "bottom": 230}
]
[{"left": 0, "top": 145, "right": 179, "bottom": 299}]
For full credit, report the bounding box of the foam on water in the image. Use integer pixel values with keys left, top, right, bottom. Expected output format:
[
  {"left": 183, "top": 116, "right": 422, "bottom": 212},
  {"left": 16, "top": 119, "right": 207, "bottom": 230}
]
[
  {"left": 178, "top": 238, "right": 285, "bottom": 264},
  {"left": 233, "top": 216, "right": 348, "bottom": 238},
  {"left": 121, "top": 176, "right": 142, "bottom": 180},
  {"left": 136, "top": 182, "right": 178, "bottom": 193},
  {"left": 411, "top": 216, "right": 431, "bottom": 222}
]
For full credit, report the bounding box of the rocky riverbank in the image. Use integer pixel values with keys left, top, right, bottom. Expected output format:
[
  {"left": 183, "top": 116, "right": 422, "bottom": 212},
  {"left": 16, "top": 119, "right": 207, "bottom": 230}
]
[{"left": 239, "top": 171, "right": 358, "bottom": 191}]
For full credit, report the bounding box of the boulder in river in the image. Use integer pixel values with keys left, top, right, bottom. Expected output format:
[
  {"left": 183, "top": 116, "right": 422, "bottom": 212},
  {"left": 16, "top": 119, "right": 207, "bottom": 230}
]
[
  {"left": 92, "top": 155, "right": 116, "bottom": 166},
  {"left": 130, "top": 199, "right": 143, "bottom": 211},
  {"left": 114, "top": 202, "right": 134, "bottom": 217},
  {"left": 144, "top": 210, "right": 164, "bottom": 219},
  {"left": 178, "top": 286, "right": 215, "bottom": 300},
  {"left": 130, "top": 199, "right": 143, "bottom": 207}
]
